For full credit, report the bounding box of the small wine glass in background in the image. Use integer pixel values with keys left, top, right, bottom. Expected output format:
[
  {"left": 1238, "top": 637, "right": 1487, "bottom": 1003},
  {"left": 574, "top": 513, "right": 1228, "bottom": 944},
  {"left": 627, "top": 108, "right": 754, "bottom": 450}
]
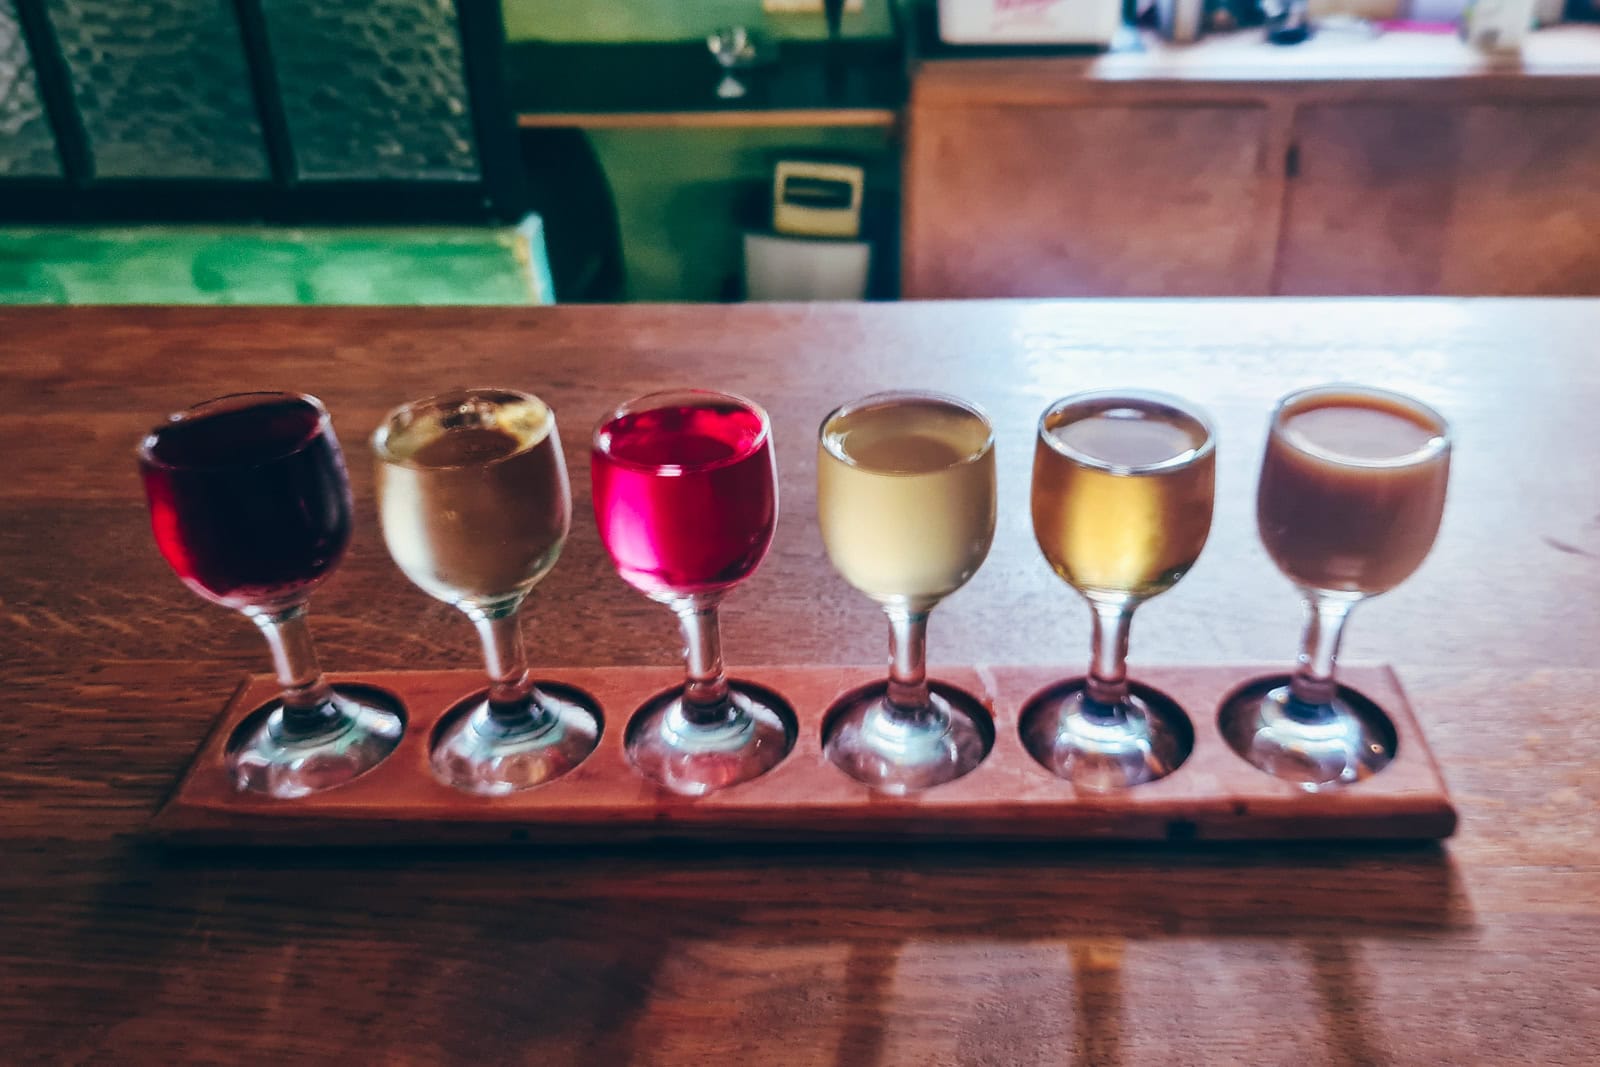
[
  {"left": 373, "top": 389, "right": 600, "bottom": 796},
  {"left": 138, "top": 392, "right": 403, "bottom": 798},
  {"left": 706, "top": 26, "right": 759, "bottom": 100},
  {"left": 1220, "top": 384, "right": 1451, "bottom": 788},
  {"left": 1022, "top": 391, "right": 1215, "bottom": 791},
  {"left": 591, "top": 389, "right": 793, "bottom": 796},
  {"left": 817, "top": 391, "right": 997, "bottom": 794}
]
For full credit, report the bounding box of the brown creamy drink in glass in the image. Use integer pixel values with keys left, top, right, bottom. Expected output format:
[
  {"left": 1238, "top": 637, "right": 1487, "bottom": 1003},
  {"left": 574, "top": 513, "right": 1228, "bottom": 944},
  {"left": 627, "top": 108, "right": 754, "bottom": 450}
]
[
  {"left": 1258, "top": 389, "right": 1450, "bottom": 596},
  {"left": 1220, "top": 384, "right": 1451, "bottom": 790}
]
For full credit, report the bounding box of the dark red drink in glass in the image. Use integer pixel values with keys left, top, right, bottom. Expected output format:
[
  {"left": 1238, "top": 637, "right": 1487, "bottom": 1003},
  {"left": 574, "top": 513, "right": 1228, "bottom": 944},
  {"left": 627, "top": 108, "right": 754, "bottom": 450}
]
[
  {"left": 139, "top": 394, "right": 352, "bottom": 612},
  {"left": 591, "top": 397, "right": 776, "bottom": 598},
  {"left": 136, "top": 391, "right": 400, "bottom": 798}
]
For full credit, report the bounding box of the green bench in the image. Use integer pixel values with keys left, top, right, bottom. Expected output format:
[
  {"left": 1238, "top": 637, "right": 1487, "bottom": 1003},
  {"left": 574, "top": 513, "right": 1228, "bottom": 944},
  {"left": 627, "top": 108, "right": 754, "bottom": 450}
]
[{"left": 0, "top": 216, "right": 553, "bottom": 306}]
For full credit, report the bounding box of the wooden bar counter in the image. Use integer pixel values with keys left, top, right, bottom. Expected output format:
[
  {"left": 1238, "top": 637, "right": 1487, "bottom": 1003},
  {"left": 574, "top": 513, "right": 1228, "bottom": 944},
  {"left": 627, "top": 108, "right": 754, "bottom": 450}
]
[{"left": 2, "top": 301, "right": 1596, "bottom": 1063}]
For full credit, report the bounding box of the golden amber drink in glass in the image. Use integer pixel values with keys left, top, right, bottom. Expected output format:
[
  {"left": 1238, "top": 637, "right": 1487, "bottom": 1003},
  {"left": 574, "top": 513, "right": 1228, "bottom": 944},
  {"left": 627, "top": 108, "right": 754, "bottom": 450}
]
[
  {"left": 1032, "top": 398, "right": 1215, "bottom": 601},
  {"left": 1021, "top": 391, "right": 1215, "bottom": 791}
]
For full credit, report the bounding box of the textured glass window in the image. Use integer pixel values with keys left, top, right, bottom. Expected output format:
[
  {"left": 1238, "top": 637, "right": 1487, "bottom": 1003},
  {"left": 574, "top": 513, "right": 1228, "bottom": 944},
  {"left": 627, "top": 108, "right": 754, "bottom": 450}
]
[
  {"left": 45, "top": 0, "right": 268, "bottom": 180},
  {"left": 261, "top": 0, "right": 479, "bottom": 182},
  {"left": 0, "top": 0, "right": 60, "bottom": 177}
]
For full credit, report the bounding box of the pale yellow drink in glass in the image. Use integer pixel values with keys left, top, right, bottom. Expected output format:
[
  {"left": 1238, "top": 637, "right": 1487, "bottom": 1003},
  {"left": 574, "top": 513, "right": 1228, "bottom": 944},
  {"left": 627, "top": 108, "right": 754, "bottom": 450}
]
[
  {"left": 1032, "top": 396, "right": 1215, "bottom": 602},
  {"left": 375, "top": 391, "right": 569, "bottom": 609},
  {"left": 372, "top": 389, "right": 598, "bottom": 798},
  {"left": 818, "top": 394, "right": 996, "bottom": 608},
  {"left": 817, "top": 391, "right": 997, "bottom": 794}
]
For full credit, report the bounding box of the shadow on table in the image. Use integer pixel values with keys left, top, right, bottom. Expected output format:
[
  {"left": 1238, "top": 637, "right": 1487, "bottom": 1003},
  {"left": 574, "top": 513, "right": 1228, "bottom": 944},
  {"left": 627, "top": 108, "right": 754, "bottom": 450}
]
[{"left": 63, "top": 838, "right": 1469, "bottom": 1063}]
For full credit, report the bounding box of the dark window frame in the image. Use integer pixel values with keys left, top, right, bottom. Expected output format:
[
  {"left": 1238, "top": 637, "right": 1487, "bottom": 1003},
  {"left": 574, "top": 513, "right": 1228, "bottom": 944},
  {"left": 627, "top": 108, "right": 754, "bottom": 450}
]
[{"left": 3, "top": 0, "right": 526, "bottom": 224}]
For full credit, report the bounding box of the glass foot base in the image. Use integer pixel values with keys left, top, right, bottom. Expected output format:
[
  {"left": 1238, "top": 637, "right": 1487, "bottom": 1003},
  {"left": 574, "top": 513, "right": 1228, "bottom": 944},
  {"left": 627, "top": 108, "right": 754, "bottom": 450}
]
[
  {"left": 625, "top": 681, "right": 796, "bottom": 797},
  {"left": 431, "top": 683, "right": 602, "bottom": 796},
  {"left": 1019, "top": 680, "right": 1193, "bottom": 791},
  {"left": 227, "top": 685, "right": 405, "bottom": 799},
  {"left": 1218, "top": 677, "right": 1397, "bottom": 790},
  {"left": 822, "top": 682, "right": 994, "bottom": 795}
]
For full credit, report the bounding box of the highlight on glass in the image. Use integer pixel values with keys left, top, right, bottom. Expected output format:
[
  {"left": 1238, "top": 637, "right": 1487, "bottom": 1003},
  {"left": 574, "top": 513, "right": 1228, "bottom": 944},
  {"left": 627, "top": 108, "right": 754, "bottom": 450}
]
[
  {"left": 591, "top": 389, "right": 795, "bottom": 796},
  {"left": 817, "top": 391, "right": 998, "bottom": 794},
  {"left": 1219, "top": 384, "right": 1450, "bottom": 788},
  {"left": 373, "top": 388, "right": 600, "bottom": 796},
  {"left": 1020, "top": 390, "right": 1215, "bottom": 790},
  {"left": 138, "top": 391, "right": 403, "bottom": 797}
]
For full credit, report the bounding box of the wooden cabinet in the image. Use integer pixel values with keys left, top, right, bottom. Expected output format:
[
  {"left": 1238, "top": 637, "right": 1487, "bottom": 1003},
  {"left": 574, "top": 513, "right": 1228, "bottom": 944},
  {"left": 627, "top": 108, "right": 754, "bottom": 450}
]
[
  {"left": 903, "top": 30, "right": 1600, "bottom": 299},
  {"left": 904, "top": 105, "right": 1279, "bottom": 298},
  {"left": 1278, "top": 103, "right": 1600, "bottom": 295}
]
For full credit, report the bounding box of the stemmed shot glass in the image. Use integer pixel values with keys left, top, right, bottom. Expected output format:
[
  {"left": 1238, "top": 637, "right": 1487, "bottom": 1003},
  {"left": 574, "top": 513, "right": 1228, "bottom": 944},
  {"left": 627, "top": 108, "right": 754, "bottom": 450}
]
[
  {"left": 373, "top": 389, "right": 600, "bottom": 796},
  {"left": 138, "top": 392, "right": 403, "bottom": 797},
  {"left": 591, "top": 389, "right": 794, "bottom": 796},
  {"left": 1220, "top": 385, "right": 1450, "bottom": 788},
  {"left": 1021, "top": 391, "right": 1215, "bottom": 790},
  {"left": 817, "top": 391, "right": 998, "bottom": 794}
]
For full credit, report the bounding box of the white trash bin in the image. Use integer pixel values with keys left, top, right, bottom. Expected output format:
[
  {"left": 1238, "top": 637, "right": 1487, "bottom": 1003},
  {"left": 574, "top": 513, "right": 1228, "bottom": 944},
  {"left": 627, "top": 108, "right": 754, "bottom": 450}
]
[{"left": 742, "top": 231, "right": 872, "bottom": 302}]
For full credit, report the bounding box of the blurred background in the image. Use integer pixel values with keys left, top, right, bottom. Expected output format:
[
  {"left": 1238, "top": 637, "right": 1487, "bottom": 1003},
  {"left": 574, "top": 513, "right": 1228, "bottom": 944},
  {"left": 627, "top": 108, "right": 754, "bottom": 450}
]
[{"left": 2, "top": 0, "right": 1597, "bottom": 306}]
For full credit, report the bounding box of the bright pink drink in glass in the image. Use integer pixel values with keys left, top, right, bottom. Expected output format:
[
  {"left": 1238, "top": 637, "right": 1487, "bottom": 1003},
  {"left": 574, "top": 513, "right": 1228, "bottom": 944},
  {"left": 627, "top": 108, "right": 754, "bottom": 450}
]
[{"left": 591, "top": 393, "right": 777, "bottom": 598}]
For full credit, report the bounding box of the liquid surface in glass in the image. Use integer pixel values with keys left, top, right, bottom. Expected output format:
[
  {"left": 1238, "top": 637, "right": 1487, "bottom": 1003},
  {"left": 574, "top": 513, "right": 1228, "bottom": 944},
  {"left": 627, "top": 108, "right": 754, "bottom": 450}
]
[
  {"left": 1032, "top": 398, "right": 1214, "bottom": 601},
  {"left": 140, "top": 395, "right": 351, "bottom": 610},
  {"left": 818, "top": 396, "right": 996, "bottom": 605},
  {"left": 1259, "top": 389, "right": 1449, "bottom": 595},
  {"left": 376, "top": 395, "right": 568, "bottom": 607},
  {"left": 591, "top": 400, "right": 776, "bottom": 597}
]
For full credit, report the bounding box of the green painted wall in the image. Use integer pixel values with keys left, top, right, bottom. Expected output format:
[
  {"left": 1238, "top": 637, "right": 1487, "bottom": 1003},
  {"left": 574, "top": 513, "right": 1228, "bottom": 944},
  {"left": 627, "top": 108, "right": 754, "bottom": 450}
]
[
  {"left": 504, "top": 1, "right": 894, "bottom": 43},
  {"left": 505, "top": 1, "right": 899, "bottom": 302}
]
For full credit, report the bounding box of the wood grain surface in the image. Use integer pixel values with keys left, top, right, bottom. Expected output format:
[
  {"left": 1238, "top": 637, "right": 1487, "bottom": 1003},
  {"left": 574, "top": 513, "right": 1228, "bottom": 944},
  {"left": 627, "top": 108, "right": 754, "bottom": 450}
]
[
  {"left": 1274, "top": 103, "right": 1600, "bottom": 297},
  {"left": 2, "top": 302, "right": 1598, "bottom": 1064},
  {"left": 904, "top": 39, "right": 1600, "bottom": 300},
  {"left": 902, "top": 104, "right": 1281, "bottom": 299}
]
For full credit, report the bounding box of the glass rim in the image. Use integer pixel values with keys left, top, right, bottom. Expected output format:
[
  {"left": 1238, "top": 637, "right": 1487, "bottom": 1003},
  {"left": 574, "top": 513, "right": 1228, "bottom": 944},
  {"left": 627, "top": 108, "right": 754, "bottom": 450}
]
[
  {"left": 592, "top": 388, "right": 771, "bottom": 475},
  {"left": 371, "top": 387, "right": 557, "bottom": 472},
  {"left": 1271, "top": 383, "right": 1452, "bottom": 470},
  {"left": 137, "top": 390, "right": 331, "bottom": 473},
  {"left": 818, "top": 389, "right": 995, "bottom": 475},
  {"left": 1036, "top": 389, "right": 1217, "bottom": 476}
]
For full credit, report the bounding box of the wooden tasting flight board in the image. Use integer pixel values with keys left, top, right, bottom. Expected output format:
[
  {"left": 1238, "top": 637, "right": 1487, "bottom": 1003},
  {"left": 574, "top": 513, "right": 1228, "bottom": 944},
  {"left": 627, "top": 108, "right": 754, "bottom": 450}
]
[{"left": 152, "top": 663, "right": 1457, "bottom": 845}]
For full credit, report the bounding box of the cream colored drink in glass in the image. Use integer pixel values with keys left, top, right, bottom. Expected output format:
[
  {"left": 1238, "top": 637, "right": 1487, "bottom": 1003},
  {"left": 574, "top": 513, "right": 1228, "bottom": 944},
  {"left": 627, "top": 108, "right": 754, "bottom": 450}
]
[
  {"left": 375, "top": 391, "right": 569, "bottom": 609},
  {"left": 817, "top": 391, "right": 997, "bottom": 794},
  {"left": 818, "top": 394, "right": 996, "bottom": 608},
  {"left": 1032, "top": 398, "right": 1216, "bottom": 601}
]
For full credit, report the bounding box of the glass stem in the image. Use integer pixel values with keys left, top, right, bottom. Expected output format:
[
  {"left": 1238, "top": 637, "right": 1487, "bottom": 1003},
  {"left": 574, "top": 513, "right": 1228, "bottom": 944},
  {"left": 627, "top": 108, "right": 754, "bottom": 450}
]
[
  {"left": 672, "top": 595, "right": 733, "bottom": 727},
  {"left": 468, "top": 601, "right": 549, "bottom": 731},
  {"left": 884, "top": 605, "right": 932, "bottom": 712},
  {"left": 1084, "top": 599, "right": 1135, "bottom": 709},
  {"left": 863, "top": 605, "right": 946, "bottom": 751},
  {"left": 251, "top": 604, "right": 340, "bottom": 740},
  {"left": 1289, "top": 590, "right": 1359, "bottom": 708}
]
